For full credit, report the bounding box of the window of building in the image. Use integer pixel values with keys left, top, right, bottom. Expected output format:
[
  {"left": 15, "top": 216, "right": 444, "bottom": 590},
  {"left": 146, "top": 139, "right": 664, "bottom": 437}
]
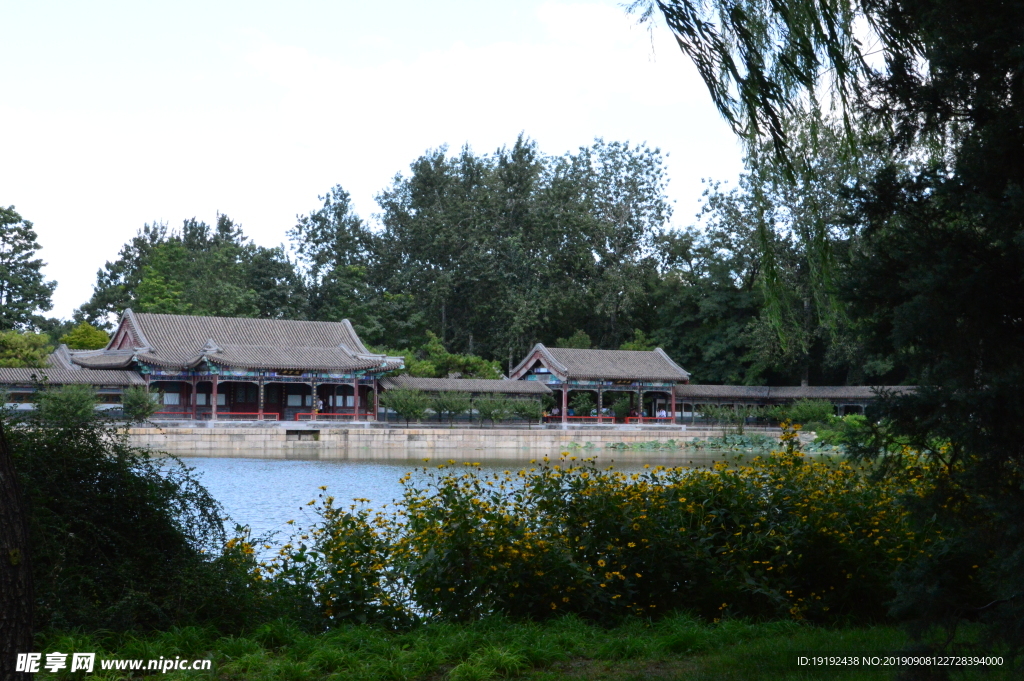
[
  {"left": 163, "top": 393, "right": 180, "bottom": 405},
  {"left": 235, "top": 384, "right": 257, "bottom": 403}
]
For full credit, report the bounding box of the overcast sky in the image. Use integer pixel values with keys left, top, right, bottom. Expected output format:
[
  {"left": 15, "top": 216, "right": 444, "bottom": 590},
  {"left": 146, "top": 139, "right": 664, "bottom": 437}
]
[{"left": 1, "top": 0, "right": 744, "bottom": 320}]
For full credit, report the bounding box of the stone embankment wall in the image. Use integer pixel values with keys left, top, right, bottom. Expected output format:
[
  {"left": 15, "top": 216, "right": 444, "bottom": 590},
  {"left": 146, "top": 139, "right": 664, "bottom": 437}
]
[{"left": 127, "top": 423, "right": 751, "bottom": 460}]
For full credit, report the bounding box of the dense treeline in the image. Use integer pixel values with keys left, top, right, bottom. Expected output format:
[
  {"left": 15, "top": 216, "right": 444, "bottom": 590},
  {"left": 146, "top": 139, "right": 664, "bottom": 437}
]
[
  {"left": 637, "top": 0, "right": 1024, "bottom": 661},
  {"left": 60, "top": 132, "right": 895, "bottom": 384}
]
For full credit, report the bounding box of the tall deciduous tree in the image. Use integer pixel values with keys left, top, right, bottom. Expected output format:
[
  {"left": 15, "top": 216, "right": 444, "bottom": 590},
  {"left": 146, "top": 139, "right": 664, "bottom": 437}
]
[
  {"left": 80, "top": 215, "right": 305, "bottom": 325},
  {"left": 371, "top": 135, "right": 670, "bottom": 361},
  {"left": 0, "top": 206, "right": 56, "bottom": 331},
  {"left": 288, "top": 186, "right": 378, "bottom": 331}
]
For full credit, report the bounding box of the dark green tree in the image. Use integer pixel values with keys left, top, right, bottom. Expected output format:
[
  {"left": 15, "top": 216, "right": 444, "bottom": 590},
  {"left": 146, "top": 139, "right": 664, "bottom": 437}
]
[
  {"left": 0, "top": 206, "right": 56, "bottom": 331},
  {"left": 372, "top": 135, "right": 670, "bottom": 361},
  {"left": 652, "top": 197, "right": 764, "bottom": 384},
  {"left": 637, "top": 0, "right": 1024, "bottom": 654},
  {"left": 288, "top": 186, "right": 375, "bottom": 328},
  {"left": 80, "top": 215, "right": 304, "bottom": 324}
]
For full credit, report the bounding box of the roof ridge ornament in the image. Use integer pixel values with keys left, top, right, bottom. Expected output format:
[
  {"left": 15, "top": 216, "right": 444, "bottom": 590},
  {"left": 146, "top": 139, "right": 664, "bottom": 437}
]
[{"left": 201, "top": 338, "right": 223, "bottom": 354}]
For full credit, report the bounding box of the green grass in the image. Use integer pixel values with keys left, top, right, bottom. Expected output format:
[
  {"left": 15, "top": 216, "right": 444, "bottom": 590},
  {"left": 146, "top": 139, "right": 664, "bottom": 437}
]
[{"left": 35, "top": 615, "right": 1020, "bottom": 680}]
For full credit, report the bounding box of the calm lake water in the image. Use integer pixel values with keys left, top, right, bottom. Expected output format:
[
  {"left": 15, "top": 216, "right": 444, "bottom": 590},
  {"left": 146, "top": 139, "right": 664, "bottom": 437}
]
[{"left": 179, "top": 451, "right": 734, "bottom": 540}]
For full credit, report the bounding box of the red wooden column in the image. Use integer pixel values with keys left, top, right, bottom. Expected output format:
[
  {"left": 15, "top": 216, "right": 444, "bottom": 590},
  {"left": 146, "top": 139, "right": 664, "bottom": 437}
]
[
  {"left": 373, "top": 378, "right": 379, "bottom": 421},
  {"left": 670, "top": 386, "right": 677, "bottom": 425},
  {"left": 191, "top": 376, "right": 197, "bottom": 420},
  {"left": 561, "top": 386, "right": 568, "bottom": 425},
  {"left": 211, "top": 374, "right": 219, "bottom": 421},
  {"left": 258, "top": 377, "right": 264, "bottom": 421},
  {"left": 312, "top": 379, "right": 318, "bottom": 420},
  {"left": 352, "top": 375, "right": 360, "bottom": 421}
]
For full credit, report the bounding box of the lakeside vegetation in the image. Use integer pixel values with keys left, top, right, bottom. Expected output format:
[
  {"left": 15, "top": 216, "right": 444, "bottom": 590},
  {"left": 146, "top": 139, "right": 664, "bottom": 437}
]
[{"left": 2, "top": 386, "right": 1020, "bottom": 679}]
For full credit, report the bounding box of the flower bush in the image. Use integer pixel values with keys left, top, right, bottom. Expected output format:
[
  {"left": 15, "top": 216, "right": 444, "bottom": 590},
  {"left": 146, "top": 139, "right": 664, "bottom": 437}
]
[{"left": 256, "top": 425, "right": 941, "bottom": 627}]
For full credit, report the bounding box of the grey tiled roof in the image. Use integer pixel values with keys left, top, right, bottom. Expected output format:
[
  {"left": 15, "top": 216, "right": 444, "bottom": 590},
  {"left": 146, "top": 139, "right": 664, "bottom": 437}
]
[
  {"left": 674, "top": 385, "right": 771, "bottom": 399},
  {"left": 68, "top": 350, "right": 136, "bottom": 369},
  {"left": 769, "top": 385, "right": 914, "bottom": 400},
  {"left": 674, "top": 384, "right": 915, "bottom": 400},
  {"left": 511, "top": 344, "right": 690, "bottom": 382},
  {"left": 0, "top": 367, "right": 145, "bottom": 387},
  {"left": 0, "top": 346, "right": 145, "bottom": 387},
  {"left": 73, "top": 310, "right": 405, "bottom": 373},
  {"left": 380, "top": 376, "right": 551, "bottom": 394}
]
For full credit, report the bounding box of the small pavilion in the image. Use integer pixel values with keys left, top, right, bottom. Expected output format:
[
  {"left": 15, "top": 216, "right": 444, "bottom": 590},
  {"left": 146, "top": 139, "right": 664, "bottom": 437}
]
[
  {"left": 71, "top": 310, "right": 404, "bottom": 421},
  {"left": 509, "top": 344, "right": 691, "bottom": 424}
]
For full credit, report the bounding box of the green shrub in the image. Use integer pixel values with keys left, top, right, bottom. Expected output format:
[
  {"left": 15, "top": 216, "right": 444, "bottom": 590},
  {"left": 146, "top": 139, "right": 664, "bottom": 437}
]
[
  {"left": 473, "top": 394, "right": 514, "bottom": 427},
  {"left": 382, "top": 388, "right": 431, "bottom": 425},
  {"left": 814, "top": 414, "right": 870, "bottom": 447},
  {"left": 432, "top": 391, "right": 471, "bottom": 426},
  {"left": 570, "top": 392, "right": 596, "bottom": 416},
  {"left": 699, "top": 404, "right": 764, "bottom": 434},
  {"left": 122, "top": 385, "right": 159, "bottom": 422},
  {"left": 33, "top": 383, "right": 98, "bottom": 427},
  {"left": 396, "top": 447, "right": 937, "bottom": 623},
  {"left": 266, "top": 428, "right": 939, "bottom": 628},
  {"left": 610, "top": 395, "right": 632, "bottom": 421},
  {"left": 769, "top": 400, "right": 835, "bottom": 429},
  {"left": 511, "top": 399, "right": 543, "bottom": 426},
  {"left": 4, "top": 403, "right": 230, "bottom": 631}
]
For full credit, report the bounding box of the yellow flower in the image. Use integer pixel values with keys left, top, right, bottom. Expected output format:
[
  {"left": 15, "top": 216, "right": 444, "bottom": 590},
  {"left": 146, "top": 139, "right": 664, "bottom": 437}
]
[{"left": 597, "top": 559, "right": 606, "bottom": 567}]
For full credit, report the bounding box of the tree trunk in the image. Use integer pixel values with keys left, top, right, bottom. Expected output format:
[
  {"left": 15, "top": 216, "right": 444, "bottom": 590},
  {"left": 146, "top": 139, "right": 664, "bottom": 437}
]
[
  {"left": 0, "top": 419, "right": 33, "bottom": 679},
  {"left": 800, "top": 298, "right": 811, "bottom": 386}
]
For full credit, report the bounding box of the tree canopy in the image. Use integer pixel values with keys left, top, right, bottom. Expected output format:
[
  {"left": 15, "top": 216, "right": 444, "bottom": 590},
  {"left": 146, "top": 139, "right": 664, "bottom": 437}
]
[
  {"left": 0, "top": 331, "right": 51, "bottom": 368},
  {"left": 79, "top": 215, "right": 305, "bottom": 326},
  {"left": 59, "top": 322, "right": 109, "bottom": 350}
]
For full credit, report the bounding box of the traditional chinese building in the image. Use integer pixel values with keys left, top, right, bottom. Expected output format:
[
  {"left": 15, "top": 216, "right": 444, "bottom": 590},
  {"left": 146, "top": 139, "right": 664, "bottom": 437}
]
[
  {"left": 509, "top": 344, "right": 691, "bottom": 424},
  {"left": 69, "top": 310, "right": 404, "bottom": 420}
]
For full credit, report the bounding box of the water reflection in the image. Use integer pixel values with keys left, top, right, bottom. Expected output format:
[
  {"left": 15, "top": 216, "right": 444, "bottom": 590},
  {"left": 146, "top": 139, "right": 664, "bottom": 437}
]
[{"left": 179, "top": 450, "right": 735, "bottom": 541}]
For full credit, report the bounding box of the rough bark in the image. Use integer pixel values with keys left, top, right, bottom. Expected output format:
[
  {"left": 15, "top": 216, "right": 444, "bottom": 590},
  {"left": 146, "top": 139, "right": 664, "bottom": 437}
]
[{"left": 0, "top": 418, "right": 33, "bottom": 679}]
